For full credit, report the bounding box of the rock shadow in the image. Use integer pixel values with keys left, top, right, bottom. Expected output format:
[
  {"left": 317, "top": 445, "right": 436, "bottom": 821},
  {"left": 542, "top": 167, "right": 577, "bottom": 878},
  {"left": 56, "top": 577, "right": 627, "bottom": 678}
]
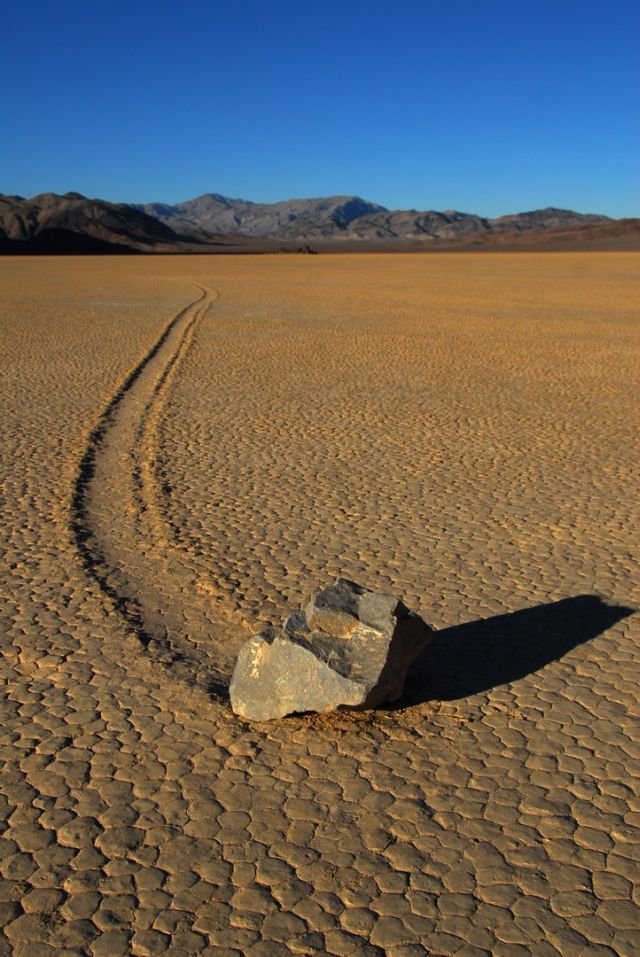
[{"left": 403, "top": 594, "right": 635, "bottom": 704}]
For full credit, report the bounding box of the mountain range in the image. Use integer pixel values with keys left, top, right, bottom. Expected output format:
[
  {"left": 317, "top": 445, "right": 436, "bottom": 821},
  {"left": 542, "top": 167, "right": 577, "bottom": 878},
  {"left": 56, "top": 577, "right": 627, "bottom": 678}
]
[
  {"left": 135, "top": 194, "right": 610, "bottom": 242},
  {"left": 1, "top": 191, "right": 638, "bottom": 254}
]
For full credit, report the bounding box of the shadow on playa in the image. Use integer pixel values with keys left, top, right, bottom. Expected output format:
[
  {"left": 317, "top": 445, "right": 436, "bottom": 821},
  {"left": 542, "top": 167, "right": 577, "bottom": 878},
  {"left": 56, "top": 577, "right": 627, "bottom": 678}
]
[{"left": 404, "top": 594, "right": 635, "bottom": 705}]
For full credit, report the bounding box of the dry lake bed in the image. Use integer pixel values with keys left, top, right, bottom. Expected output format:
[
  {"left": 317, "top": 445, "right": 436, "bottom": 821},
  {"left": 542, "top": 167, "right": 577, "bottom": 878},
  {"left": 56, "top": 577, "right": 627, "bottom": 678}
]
[{"left": 0, "top": 252, "right": 638, "bottom": 955}]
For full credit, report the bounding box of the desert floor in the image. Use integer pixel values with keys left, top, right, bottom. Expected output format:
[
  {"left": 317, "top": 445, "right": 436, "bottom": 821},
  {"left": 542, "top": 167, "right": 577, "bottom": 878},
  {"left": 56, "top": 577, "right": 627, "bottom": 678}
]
[{"left": 0, "top": 252, "right": 638, "bottom": 956}]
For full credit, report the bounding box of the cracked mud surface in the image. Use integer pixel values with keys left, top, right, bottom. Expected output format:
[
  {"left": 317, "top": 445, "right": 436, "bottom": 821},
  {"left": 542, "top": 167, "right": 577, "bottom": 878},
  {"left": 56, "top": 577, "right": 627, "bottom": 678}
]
[{"left": 0, "top": 253, "right": 638, "bottom": 955}]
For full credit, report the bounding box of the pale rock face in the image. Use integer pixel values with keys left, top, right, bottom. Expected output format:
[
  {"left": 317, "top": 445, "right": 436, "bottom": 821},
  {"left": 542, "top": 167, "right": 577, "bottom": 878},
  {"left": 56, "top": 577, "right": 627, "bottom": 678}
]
[{"left": 230, "top": 579, "right": 433, "bottom": 721}]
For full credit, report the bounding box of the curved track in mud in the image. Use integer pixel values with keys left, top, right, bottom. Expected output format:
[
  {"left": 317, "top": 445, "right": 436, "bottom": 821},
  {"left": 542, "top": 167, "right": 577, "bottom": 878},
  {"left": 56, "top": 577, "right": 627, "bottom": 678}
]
[{"left": 71, "top": 284, "right": 235, "bottom": 699}]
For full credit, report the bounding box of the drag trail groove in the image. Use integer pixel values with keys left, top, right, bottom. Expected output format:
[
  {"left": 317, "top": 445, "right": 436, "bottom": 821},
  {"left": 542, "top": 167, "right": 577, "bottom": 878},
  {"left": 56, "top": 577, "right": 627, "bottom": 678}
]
[{"left": 71, "top": 283, "right": 234, "bottom": 698}]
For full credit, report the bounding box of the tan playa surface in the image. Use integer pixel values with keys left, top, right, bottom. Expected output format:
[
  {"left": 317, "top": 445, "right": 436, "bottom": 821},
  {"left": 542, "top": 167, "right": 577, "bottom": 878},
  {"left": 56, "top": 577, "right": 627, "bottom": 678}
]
[{"left": 0, "top": 252, "right": 638, "bottom": 955}]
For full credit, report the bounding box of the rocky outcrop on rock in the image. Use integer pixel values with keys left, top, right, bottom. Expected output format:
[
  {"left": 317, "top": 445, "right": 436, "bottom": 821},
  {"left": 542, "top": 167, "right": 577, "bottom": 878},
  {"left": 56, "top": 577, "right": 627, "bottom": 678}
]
[{"left": 230, "top": 578, "right": 433, "bottom": 721}]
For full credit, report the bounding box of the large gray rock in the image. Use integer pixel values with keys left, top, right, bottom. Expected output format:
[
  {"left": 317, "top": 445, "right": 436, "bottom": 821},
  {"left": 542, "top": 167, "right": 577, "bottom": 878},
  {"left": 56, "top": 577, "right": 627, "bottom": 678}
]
[{"left": 229, "top": 578, "right": 433, "bottom": 721}]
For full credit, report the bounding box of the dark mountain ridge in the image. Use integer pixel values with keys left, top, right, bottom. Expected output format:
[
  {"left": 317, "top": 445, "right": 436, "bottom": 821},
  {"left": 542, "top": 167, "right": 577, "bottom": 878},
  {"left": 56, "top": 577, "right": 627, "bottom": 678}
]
[{"left": 0, "top": 191, "right": 192, "bottom": 254}]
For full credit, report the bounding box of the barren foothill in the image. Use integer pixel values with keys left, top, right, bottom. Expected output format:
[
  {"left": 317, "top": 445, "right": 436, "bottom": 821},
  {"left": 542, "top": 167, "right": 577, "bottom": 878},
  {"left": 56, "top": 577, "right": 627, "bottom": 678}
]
[{"left": 0, "top": 252, "right": 638, "bottom": 955}]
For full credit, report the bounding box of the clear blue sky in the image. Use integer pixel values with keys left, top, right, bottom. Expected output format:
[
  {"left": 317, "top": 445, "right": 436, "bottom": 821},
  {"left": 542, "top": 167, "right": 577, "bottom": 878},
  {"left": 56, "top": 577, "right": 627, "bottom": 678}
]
[{"left": 2, "top": 0, "right": 638, "bottom": 216}]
